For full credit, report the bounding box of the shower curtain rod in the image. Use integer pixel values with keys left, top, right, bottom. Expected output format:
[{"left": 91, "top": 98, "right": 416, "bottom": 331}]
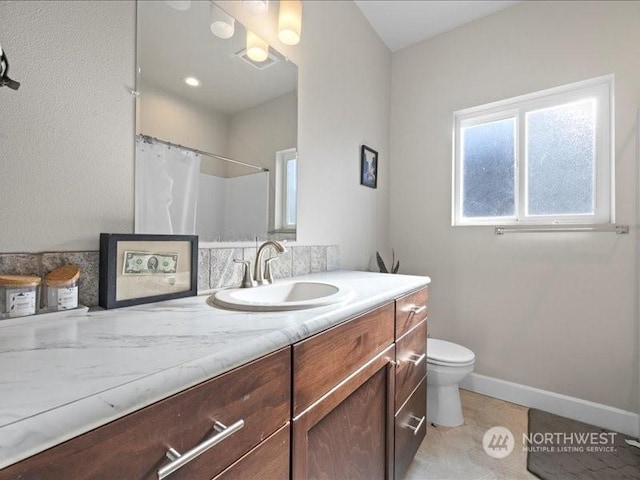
[
  {"left": 494, "top": 224, "right": 629, "bottom": 235},
  {"left": 137, "top": 134, "right": 268, "bottom": 172}
]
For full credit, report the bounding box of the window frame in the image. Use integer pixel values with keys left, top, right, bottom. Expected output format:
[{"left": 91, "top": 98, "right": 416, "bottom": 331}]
[
  {"left": 274, "top": 148, "right": 297, "bottom": 232},
  {"left": 452, "top": 75, "right": 614, "bottom": 226}
]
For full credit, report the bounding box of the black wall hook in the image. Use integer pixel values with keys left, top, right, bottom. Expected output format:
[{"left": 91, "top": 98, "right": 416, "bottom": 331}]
[{"left": 0, "top": 44, "right": 20, "bottom": 90}]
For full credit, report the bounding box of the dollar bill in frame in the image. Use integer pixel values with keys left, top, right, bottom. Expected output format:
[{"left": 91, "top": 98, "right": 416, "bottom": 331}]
[
  {"left": 122, "top": 252, "right": 179, "bottom": 275},
  {"left": 99, "top": 234, "right": 198, "bottom": 309}
]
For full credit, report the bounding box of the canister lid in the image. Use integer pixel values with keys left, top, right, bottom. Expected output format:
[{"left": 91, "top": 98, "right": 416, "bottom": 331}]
[
  {"left": 45, "top": 265, "right": 80, "bottom": 287},
  {"left": 0, "top": 274, "right": 41, "bottom": 287}
]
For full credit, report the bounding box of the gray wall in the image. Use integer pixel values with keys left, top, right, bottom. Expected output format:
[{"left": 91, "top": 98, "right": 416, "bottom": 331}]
[{"left": 390, "top": 0, "right": 640, "bottom": 412}]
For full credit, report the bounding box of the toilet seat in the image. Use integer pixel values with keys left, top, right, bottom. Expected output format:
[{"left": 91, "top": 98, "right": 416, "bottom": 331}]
[{"left": 427, "top": 338, "right": 475, "bottom": 367}]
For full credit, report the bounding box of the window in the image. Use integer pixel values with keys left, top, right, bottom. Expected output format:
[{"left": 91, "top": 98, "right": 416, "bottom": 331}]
[
  {"left": 453, "top": 75, "right": 613, "bottom": 226},
  {"left": 274, "top": 148, "right": 297, "bottom": 231}
]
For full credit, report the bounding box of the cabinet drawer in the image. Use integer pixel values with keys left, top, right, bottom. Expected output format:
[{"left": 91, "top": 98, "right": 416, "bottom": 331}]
[
  {"left": 395, "top": 320, "right": 427, "bottom": 413},
  {"left": 213, "top": 423, "right": 290, "bottom": 480},
  {"left": 395, "top": 288, "right": 428, "bottom": 339},
  {"left": 293, "top": 302, "right": 394, "bottom": 416},
  {"left": 394, "top": 377, "right": 426, "bottom": 480},
  {"left": 0, "top": 348, "right": 291, "bottom": 480}
]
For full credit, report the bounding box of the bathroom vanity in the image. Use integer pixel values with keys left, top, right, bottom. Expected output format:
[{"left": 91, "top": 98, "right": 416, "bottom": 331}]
[{"left": 0, "top": 271, "right": 429, "bottom": 479}]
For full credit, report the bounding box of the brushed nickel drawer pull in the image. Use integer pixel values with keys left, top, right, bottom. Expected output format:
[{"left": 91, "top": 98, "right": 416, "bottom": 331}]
[
  {"left": 157, "top": 419, "right": 244, "bottom": 479},
  {"left": 408, "top": 353, "right": 426, "bottom": 366},
  {"left": 408, "top": 305, "right": 426, "bottom": 315},
  {"left": 403, "top": 414, "right": 426, "bottom": 435}
]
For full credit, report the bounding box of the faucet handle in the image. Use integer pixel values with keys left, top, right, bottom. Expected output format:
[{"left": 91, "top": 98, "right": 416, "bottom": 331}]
[
  {"left": 264, "top": 257, "right": 278, "bottom": 285},
  {"left": 234, "top": 259, "right": 256, "bottom": 288}
]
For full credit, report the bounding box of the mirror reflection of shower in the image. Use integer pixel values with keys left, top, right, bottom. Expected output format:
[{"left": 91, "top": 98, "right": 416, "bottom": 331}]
[
  {"left": 135, "top": 135, "right": 271, "bottom": 242},
  {"left": 135, "top": 0, "right": 298, "bottom": 242}
]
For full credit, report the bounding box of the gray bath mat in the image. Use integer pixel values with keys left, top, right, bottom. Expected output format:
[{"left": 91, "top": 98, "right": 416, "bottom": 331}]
[{"left": 527, "top": 409, "right": 640, "bottom": 479}]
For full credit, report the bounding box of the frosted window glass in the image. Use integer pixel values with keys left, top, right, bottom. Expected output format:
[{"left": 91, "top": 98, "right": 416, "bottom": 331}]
[
  {"left": 286, "top": 158, "right": 297, "bottom": 226},
  {"left": 526, "top": 100, "right": 595, "bottom": 215},
  {"left": 462, "top": 118, "right": 515, "bottom": 218}
]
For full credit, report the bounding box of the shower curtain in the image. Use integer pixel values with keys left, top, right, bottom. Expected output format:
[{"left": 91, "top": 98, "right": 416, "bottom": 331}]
[{"left": 135, "top": 138, "right": 201, "bottom": 235}]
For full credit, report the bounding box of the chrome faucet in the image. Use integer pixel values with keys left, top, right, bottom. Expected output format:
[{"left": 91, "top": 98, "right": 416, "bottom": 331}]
[
  {"left": 233, "top": 259, "right": 256, "bottom": 288},
  {"left": 255, "top": 241, "right": 286, "bottom": 286}
]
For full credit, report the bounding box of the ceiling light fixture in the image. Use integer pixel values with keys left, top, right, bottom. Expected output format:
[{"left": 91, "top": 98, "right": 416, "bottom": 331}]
[
  {"left": 183, "top": 76, "right": 200, "bottom": 87},
  {"left": 278, "top": 0, "right": 302, "bottom": 45},
  {"left": 165, "top": 1, "right": 191, "bottom": 11},
  {"left": 210, "top": 4, "right": 235, "bottom": 39},
  {"left": 246, "top": 30, "right": 269, "bottom": 62},
  {"left": 242, "top": 0, "right": 268, "bottom": 16}
]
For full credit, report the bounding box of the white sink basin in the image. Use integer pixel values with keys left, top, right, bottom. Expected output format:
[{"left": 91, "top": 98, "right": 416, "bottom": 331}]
[{"left": 211, "top": 281, "right": 350, "bottom": 311}]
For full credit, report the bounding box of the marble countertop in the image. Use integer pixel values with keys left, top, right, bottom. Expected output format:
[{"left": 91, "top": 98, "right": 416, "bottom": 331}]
[{"left": 0, "top": 270, "right": 430, "bottom": 469}]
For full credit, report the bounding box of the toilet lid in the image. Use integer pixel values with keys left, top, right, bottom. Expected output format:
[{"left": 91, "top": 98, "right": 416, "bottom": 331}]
[{"left": 427, "top": 338, "right": 475, "bottom": 365}]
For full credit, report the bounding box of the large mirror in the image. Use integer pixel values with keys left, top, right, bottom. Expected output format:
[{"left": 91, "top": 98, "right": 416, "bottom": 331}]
[{"left": 135, "top": 0, "right": 298, "bottom": 242}]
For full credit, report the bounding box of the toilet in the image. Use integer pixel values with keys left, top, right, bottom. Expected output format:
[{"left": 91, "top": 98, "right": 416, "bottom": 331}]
[{"left": 426, "top": 338, "right": 475, "bottom": 427}]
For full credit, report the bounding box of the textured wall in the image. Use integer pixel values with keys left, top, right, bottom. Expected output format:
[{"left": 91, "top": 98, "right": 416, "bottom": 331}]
[
  {"left": 0, "top": 1, "right": 136, "bottom": 251},
  {"left": 390, "top": 1, "right": 640, "bottom": 412}
]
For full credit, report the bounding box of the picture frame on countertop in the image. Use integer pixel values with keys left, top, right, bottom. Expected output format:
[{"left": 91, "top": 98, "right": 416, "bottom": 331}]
[
  {"left": 360, "top": 144, "right": 378, "bottom": 189},
  {"left": 99, "top": 233, "right": 198, "bottom": 309}
]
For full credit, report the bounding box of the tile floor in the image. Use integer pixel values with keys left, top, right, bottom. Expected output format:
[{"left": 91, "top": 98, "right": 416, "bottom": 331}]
[{"left": 406, "top": 389, "right": 538, "bottom": 480}]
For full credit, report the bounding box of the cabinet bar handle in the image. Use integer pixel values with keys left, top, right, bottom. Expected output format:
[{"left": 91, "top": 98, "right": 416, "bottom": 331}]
[
  {"left": 407, "top": 305, "right": 426, "bottom": 315},
  {"left": 408, "top": 353, "right": 426, "bottom": 366},
  {"left": 157, "top": 419, "right": 244, "bottom": 479},
  {"left": 403, "top": 415, "right": 426, "bottom": 435}
]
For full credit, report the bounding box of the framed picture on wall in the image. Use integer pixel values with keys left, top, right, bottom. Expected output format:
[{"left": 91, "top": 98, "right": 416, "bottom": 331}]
[
  {"left": 99, "top": 233, "right": 198, "bottom": 309},
  {"left": 360, "top": 145, "right": 378, "bottom": 189}
]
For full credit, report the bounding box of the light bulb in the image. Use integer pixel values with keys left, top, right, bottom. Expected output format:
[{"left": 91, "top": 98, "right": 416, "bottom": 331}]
[
  {"left": 278, "top": 0, "right": 302, "bottom": 45},
  {"left": 246, "top": 31, "right": 269, "bottom": 62},
  {"left": 165, "top": 1, "right": 191, "bottom": 11},
  {"left": 184, "top": 77, "right": 200, "bottom": 87},
  {"left": 210, "top": 4, "right": 235, "bottom": 39},
  {"left": 242, "top": 0, "right": 268, "bottom": 16}
]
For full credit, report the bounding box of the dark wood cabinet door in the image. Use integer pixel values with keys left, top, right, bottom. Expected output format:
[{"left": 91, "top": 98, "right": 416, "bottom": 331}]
[{"left": 292, "top": 345, "right": 395, "bottom": 480}]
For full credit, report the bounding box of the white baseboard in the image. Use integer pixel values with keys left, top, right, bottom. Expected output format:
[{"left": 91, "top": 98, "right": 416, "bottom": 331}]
[{"left": 460, "top": 373, "right": 639, "bottom": 438}]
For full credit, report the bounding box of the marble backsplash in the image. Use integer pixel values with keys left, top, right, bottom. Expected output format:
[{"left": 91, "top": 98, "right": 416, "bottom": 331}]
[
  {"left": 199, "top": 244, "right": 340, "bottom": 291},
  {"left": 0, "top": 245, "right": 340, "bottom": 307}
]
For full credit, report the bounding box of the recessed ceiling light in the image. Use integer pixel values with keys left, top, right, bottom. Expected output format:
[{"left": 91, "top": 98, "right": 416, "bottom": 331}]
[{"left": 184, "top": 77, "right": 200, "bottom": 87}]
